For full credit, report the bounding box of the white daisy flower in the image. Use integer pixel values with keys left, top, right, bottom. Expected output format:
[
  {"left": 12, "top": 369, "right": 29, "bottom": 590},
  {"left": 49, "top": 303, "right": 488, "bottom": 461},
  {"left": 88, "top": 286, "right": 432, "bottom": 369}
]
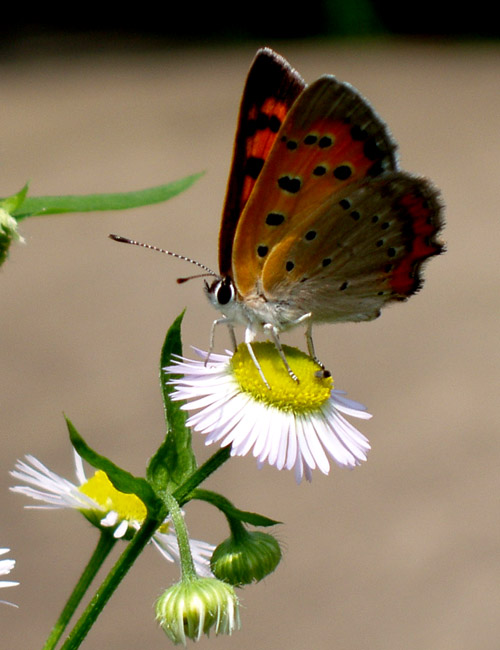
[
  {"left": 166, "top": 342, "right": 372, "bottom": 483},
  {"left": 0, "top": 547, "right": 18, "bottom": 607},
  {"left": 10, "top": 452, "right": 214, "bottom": 577}
]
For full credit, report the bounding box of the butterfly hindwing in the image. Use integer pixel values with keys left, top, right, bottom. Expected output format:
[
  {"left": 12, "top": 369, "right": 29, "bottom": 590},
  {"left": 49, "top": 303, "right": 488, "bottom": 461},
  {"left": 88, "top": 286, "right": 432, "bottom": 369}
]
[
  {"left": 260, "top": 172, "right": 443, "bottom": 323},
  {"left": 218, "top": 48, "right": 306, "bottom": 276},
  {"left": 231, "top": 75, "right": 400, "bottom": 297}
]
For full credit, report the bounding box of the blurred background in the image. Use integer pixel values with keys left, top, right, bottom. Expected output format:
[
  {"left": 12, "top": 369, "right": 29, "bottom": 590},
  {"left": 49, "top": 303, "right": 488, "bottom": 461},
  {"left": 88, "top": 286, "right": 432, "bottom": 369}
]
[{"left": 1, "top": 6, "right": 499, "bottom": 649}]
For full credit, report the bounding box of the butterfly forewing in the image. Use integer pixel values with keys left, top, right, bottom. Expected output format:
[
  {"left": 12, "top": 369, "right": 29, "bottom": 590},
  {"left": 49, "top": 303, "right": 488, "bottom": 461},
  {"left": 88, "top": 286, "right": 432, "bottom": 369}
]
[
  {"left": 231, "top": 76, "right": 400, "bottom": 297},
  {"left": 219, "top": 48, "right": 305, "bottom": 276}
]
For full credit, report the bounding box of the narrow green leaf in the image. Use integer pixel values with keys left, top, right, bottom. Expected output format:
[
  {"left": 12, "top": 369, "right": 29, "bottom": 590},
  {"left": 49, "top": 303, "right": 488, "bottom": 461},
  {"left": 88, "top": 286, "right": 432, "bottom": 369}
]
[
  {"left": 11, "top": 173, "right": 204, "bottom": 220},
  {"left": 192, "top": 489, "right": 281, "bottom": 527},
  {"left": 66, "top": 416, "right": 162, "bottom": 516},
  {"left": 227, "top": 509, "right": 281, "bottom": 528},
  {"left": 159, "top": 311, "right": 188, "bottom": 432},
  {"left": 147, "top": 313, "right": 197, "bottom": 493}
]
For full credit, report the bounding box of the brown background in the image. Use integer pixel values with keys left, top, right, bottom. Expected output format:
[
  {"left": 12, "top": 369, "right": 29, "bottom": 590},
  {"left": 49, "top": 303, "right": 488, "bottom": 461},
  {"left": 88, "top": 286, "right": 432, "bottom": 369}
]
[{"left": 1, "top": 40, "right": 499, "bottom": 649}]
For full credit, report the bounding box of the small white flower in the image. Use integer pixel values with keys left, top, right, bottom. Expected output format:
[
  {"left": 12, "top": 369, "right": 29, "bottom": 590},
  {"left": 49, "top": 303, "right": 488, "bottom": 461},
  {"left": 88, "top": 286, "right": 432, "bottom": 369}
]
[
  {"left": 10, "top": 452, "right": 214, "bottom": 577},
  {"left": 0, "top": 547, "right": 19, "bottom": 607},
  {"left": 166, "top": 343, "right": 372, "bottom": 483}
]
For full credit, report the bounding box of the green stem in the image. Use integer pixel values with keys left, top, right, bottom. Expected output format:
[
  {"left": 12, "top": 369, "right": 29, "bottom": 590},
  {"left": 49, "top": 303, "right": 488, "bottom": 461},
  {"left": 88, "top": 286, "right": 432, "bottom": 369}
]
[
  {"left": 173, "top": 447, "right": 231, "bottom": 506},
  {"left": 164, "top": 493, "right": 197, "bottom": 581},
  {"left": 59, "top": 516, "right": 160, "bottom": 650},
  {"left": 42, "top": 531, "right": 117, "bottom": 650}
]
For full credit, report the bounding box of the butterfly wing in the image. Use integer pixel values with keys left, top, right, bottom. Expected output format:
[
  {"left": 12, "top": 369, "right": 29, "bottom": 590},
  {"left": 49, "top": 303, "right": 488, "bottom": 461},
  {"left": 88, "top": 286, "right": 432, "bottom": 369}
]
[
  {"left": 218, "top": 48, "right": 306, "bottom": 276},
  {"left": 231, "top": 75, "right": 400, "bottom": 298},
  {"left": 260, "top": 172, "right": 444, "bottom": 323},
  {"left": 230, "top": 73, "right": 443, "bottom": 323}
]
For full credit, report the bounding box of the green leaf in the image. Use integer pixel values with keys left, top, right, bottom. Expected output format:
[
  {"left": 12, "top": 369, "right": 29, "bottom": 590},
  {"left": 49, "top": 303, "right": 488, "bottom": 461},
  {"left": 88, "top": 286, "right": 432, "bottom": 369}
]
[
  {"left": 66, "top": 416, "right": 163, "bottom": 517},
  {"left": 227, "top": 509, "right": 281, "bottom": 528},
  {"left": 192, "top": 489, "right": 281, "bottom": 527},
  {"left": 158, "top": 311, "right": 188, "bottom": 431},
  {"left": 147, "top": 313, "right": 197, "bottom": 493},
  {"left": 11, "top": 173, "right": 203, "bottom": 220}
]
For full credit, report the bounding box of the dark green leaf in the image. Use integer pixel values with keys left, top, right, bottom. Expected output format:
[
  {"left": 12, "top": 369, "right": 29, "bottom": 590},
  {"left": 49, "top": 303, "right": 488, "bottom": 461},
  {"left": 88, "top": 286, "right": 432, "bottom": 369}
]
[
  {"left": 192, "top": 489, "right": 281, "bottom": 527},
  {"left": 227, "top": 509, "right": 281, "bottom": 528},
  {"left": 147, "top": 312, "right": 197, "bottom": 493}
]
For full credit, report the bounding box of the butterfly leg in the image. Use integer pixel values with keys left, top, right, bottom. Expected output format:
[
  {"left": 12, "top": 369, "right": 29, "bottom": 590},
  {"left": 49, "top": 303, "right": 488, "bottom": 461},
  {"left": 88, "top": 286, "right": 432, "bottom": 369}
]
[
  {"left": 263, "top": 323, "right": 300, "bottom": 384},
  {"left": 227, "top": 323, "right": 238, "bottom": 351},
  {"left": 304, "top": 319, "right": 331, "bottom": 379},
  {"left": 287, "top": 312, "right": 324, "bottom": 367},
  {"left": 303, "top": 318, "right": 321, "bottom": 365},
  {"left": 244, "top": 328, "right": 271, "bottom": 389},
  {"left": 207, "top": 317, "right": 238, "bottom": 365}
]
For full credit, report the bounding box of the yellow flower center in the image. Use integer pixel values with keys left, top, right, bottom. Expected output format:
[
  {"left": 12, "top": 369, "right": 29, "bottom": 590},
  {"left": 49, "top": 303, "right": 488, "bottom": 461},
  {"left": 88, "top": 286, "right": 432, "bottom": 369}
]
[
  {"left": 79, "top": 470, "right": 147, "bottom": 523},
  {"left": 230, "top": 342, "right": 333, "bottom": 414}
]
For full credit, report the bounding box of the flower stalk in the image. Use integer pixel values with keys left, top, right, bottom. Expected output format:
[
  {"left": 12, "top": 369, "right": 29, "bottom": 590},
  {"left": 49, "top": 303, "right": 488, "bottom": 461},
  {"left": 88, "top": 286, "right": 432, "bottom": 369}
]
[
  {"left": 42, "top": 531, "right": 117, "bottom": 650},
  {"left": 59, "top": 515, "right": 161, "bottom": 650},
  {"left": 164, "top": 492, "right": 197, "bottom": 581}
]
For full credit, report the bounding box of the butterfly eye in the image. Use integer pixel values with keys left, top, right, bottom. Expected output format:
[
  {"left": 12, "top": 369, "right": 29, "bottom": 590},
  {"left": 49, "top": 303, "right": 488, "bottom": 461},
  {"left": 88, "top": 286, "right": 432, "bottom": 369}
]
[{"left": 215, "top": 277, "right": 235, "bottom": 306}]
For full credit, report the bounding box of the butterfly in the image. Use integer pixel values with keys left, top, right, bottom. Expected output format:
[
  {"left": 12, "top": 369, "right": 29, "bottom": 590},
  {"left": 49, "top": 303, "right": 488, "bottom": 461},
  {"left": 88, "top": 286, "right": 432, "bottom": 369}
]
[{"left": 111, "top": 47, "right": 444, "bottom": 387}]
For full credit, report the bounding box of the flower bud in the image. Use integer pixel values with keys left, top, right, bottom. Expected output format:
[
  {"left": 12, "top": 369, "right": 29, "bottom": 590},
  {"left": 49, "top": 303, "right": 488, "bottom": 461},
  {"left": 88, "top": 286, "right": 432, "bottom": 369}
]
[
  {"left": 0, "top": 208, "right": 24, "bottom": 266},
  {"left": 156, "top": 577, "right": 239, "bottom": 645},
  {"left": 211, "top": 530, "right": 281, "bottom": 586}
]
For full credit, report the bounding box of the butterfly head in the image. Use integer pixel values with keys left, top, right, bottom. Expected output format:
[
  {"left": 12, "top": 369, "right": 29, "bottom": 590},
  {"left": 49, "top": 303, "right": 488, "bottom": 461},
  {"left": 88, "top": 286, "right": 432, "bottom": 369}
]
[{"left": 205, "top": 275, "right": 244, "bottom": 323}]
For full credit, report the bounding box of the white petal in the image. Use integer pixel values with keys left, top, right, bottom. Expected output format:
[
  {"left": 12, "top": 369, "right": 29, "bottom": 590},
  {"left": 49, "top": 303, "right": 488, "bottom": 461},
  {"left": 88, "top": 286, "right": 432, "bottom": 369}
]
[
  {"left": 267, "top": 408, "right": 285, "bottom": 467},
  {"left": 285, "top": 418, "right": 298, "bottom": 471},
  {"left": 314, "top": 413, "right": 359, "bottom": 467},
  {"left": 152, "top": 531, "right": 214, "bottom": 578},
  {"left": 230, "top": 416, "right": 262, "bottom": 457},
  {"left": 113, "top": 519, "right": 129, "bottom": 539},
  {"left": 332, "top": 391, "right": 372, "bottom": 419},
  {"left": 295, "top": 418, "right": 317, "bottom": 470},
  {"left": 302, "top": 417, "right": 331, "bottom": 474},
  {"left": 10, "top": 456, "right": 97, "bottom": 510}
]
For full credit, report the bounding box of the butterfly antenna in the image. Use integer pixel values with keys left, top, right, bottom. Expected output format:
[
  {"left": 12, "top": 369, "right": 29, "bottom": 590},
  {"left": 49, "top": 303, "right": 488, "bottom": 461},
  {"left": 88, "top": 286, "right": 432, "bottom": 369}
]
[
  {"left": 109, "top": 234, "right": 218, "bottom": 278},
  {"left": 176, "top": 273, "right": 216, "bottom": 284}
]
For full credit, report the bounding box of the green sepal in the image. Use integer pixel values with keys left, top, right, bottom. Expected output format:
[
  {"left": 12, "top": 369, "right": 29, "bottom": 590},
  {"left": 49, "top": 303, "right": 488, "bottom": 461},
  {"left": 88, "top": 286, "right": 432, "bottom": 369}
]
[
  {"left": 0, "top": 183, "right": 29, "bottom": 214},
  {"left": 65, "top": 416, "right": 164, "bottom": 519},
  {"left": 192, "top": 489, "right": 281, "bottom": 527},
  {"left": 147, "top": 312, "right": 197, "bottom": 494},
  {"left": 10, "top": 173, "right": 203, "bottom": 220}
]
